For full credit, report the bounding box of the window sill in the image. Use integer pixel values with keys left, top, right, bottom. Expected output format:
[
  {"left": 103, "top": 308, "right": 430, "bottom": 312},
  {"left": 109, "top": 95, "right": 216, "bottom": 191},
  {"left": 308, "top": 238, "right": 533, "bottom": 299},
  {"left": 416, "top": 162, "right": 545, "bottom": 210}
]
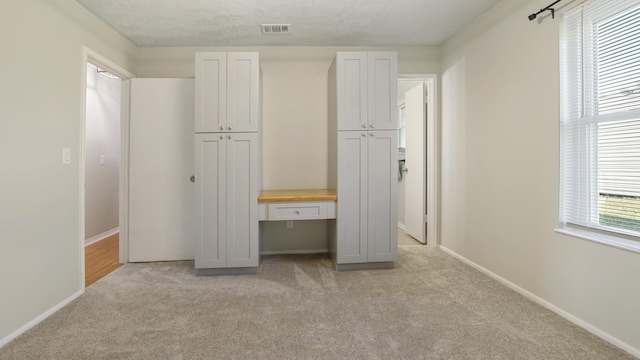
[{"left": 554, "top": 227, "right": 640, "bottom": 255}]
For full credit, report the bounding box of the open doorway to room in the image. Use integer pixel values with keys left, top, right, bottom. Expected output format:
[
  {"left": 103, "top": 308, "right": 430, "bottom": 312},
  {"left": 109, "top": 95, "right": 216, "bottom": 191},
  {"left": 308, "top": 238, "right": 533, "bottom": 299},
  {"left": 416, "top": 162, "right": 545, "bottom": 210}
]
[
  {"left": 84, "top": 62, "right": 122, "bottom": 286},
  {"left": 397, "top": 75, "right": 438, "bottom": 247},
  {"left": 80, "top": 47, "right": 135, "bottom": 288}
]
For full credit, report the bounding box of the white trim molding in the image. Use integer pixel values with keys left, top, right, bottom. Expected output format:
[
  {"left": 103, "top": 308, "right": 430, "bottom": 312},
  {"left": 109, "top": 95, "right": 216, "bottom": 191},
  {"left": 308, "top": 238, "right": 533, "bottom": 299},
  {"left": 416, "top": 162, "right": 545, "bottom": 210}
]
[
  {"left": 0, "top": 290, "right": 83, "bottom": 348},
  {"left": 84, "top": 227, "right": 119, "bottom": 247},
  {"left": 440, "top": 246, "right": 640, "bottom": 358}
]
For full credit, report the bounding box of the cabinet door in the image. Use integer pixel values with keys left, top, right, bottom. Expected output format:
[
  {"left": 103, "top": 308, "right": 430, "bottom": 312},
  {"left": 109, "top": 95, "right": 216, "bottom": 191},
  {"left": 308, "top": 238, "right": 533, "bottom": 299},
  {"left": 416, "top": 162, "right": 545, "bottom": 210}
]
[
  {"left": 195, "top": 53, "right": 227, "bottom": 133},
  {"left": 336, "top": 131, "right": 368, "bottom": 263},
  {"left": 336, "top": 52, "right": 368, "bottom": 131},
  {"left": 226, "top": 133, "right": 259, "bottom": 267},
  {"left": 368, "top": 52, "right": 398, "bottom": 131},
  {"left": 367, "top": 130, "right": 398, "bottom": 262},
  {"left": 227, "top": 53, "right": 259, "bottom": 132},
  {"left": 195, "top": 134, "right": 227, "bottom": 268}
]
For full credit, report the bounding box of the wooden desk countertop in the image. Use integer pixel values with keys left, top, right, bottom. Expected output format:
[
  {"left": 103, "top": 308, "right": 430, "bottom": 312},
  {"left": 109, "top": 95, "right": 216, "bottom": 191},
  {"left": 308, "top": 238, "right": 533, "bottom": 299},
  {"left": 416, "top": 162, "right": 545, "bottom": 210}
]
[{"left": 258, "top": 189, "right": 337, "bottom": 202}]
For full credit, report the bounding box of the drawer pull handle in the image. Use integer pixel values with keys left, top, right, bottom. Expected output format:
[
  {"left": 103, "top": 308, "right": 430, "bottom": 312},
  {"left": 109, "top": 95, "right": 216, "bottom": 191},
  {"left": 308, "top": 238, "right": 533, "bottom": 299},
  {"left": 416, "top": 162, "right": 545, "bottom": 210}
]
[{"left": 295, "top": 210, "right": 300, "bottom": 215}]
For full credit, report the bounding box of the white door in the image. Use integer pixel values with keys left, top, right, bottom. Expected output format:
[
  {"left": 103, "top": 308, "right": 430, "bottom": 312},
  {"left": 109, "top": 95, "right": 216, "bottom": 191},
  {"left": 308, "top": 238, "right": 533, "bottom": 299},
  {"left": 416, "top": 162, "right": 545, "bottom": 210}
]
[
  {"left": 367, "top": 130, "right": 398, "bottom": 261},
  {"left": 404, "top": 83, "right": 426, "bottom": 244},
  {"left": 129, "top": 78, "right": 196, "bottom": 261}
]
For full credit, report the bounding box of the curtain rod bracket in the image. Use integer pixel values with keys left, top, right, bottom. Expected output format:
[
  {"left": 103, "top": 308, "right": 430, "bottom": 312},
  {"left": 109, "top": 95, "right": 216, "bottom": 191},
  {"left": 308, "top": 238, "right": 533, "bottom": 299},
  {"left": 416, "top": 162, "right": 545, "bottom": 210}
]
[{"left": 528, "top": 0, "right": 562, "bottom": 21}]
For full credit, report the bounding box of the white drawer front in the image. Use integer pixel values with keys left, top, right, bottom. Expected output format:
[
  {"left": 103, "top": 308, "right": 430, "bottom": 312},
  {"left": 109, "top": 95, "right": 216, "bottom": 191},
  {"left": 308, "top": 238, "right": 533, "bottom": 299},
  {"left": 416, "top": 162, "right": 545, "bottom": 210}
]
[{"left": 267, "top": 202, "right": 328, "bottom": 220}]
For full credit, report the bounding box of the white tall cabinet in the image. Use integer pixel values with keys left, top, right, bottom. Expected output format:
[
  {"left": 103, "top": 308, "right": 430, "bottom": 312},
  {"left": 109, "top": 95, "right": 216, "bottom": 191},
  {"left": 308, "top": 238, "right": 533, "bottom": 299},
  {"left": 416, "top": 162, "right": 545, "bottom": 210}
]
[
  {"left": 194, "top": 52, "right": 260, "bottom": 275},
  {"left": 328, "top": 52, "right": 398, "bottom": 270}
]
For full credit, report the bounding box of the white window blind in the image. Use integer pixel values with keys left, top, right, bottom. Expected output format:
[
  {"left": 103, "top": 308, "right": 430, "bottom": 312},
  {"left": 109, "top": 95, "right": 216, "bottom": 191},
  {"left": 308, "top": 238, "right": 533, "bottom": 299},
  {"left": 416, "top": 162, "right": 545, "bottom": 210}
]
[{"left": 560, "top": 0, "right": 640, "bottom": 239}]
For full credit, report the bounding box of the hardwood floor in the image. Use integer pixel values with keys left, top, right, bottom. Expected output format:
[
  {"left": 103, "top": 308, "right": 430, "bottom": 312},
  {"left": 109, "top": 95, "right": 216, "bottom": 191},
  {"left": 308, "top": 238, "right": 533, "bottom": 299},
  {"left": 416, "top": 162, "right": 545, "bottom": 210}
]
[{"left": 85, "top": 233, "right": 121, "bottom": 287}]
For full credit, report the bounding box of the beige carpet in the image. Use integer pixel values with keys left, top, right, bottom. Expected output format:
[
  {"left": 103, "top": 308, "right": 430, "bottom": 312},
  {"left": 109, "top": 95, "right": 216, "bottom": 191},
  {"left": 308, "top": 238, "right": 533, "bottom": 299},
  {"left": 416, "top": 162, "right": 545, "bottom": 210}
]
[{"left": 0, "top": 245, "right": 635, "bottom": 359}]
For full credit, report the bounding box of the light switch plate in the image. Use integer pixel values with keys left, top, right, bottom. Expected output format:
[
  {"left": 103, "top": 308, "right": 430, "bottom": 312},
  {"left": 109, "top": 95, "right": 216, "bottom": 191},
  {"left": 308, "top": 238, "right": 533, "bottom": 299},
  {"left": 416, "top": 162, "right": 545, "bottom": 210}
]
[{"left": 62, "top": 148, "right": 71, "bottom": 165}]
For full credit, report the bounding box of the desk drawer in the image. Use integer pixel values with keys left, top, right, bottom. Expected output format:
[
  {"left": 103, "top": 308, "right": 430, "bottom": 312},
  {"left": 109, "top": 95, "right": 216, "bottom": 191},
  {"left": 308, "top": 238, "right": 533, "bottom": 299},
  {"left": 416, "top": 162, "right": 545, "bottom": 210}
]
[{"left": 267, "top": 202, "right": 330, "bottom": 220}]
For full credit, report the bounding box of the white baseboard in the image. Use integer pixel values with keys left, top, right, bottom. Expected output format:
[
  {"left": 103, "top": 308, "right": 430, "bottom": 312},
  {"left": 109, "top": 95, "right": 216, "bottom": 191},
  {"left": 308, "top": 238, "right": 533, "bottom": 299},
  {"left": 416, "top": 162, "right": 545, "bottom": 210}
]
[
  {"left": 397, "top": 223, "right": 406, "bottom": 231},
  {"left": 85, "top": 227, "right": 119, "bottom": 246},
  {"left": 261, "top": 249, "right": 329, "bottom": 256},
  {"left": 440, "top": 246, "right": 640, "bottom": 358},
  {"left": 0, "top": 289, "right": 83, "bottom": 348}
]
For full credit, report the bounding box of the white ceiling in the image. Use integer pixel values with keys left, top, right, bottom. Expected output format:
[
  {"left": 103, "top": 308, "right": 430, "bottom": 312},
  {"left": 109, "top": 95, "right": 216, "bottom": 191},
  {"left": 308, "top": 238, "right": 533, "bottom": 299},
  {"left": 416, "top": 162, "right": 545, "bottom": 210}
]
[{"left": 76, "top": 0, "right": 499, "bottom": 47}]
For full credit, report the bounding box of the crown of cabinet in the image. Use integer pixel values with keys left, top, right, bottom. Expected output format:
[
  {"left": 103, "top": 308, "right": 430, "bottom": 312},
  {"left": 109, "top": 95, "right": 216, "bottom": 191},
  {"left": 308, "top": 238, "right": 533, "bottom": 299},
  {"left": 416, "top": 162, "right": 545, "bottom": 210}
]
[{"left": 195, "top": 52, "right": 259, "bottom": 133}]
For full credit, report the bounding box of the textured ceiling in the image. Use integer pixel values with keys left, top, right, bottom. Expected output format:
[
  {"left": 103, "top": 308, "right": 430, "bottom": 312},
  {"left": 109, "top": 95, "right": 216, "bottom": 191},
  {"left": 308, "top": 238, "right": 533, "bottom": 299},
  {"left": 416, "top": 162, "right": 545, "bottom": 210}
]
[{"left": 76, "top": 0, "right": 499, "bottom": 47}]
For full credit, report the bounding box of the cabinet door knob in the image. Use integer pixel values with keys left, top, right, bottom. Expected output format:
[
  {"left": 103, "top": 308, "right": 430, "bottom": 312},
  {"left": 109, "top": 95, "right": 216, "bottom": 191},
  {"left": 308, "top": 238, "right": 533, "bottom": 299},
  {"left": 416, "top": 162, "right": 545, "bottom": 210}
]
[
  {"left": 361, "top": 124, "right": 367, "bottom": 129},
  {"left": 369, "top": 132, "right": 375, "bottom": 137},
  {"left": 219, "top": 126, "right": 224, "bottom": 131},
  {"left": 219, "top": 135, "right": 224, "bottom": 140},
  {"left": 369, "top": 124, "right": 375, "bottom": 128},
  {"left": 295, "top": 210, "right": 300, "bottom": 215},
  {"left": 228, "top": 126, "right": 232, "bottom": 131},
  {"left": 228, "top": 135, "right": 232, "bottom": 139},
  {"left": 361, "top": 133, "right": 367, "bottom": 137}
]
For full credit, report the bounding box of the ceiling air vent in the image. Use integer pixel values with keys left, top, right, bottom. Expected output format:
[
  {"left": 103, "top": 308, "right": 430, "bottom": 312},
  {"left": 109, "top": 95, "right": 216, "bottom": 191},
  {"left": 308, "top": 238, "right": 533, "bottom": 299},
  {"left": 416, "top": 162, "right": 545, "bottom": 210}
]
[{"left": 261, "top": 24, "right": 291, "bottom": 34}]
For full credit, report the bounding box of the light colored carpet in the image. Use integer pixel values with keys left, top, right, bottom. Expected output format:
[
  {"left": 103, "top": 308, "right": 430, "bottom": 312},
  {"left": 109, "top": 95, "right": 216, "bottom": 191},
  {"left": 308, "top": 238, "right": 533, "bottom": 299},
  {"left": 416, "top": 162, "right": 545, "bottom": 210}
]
[{"left": 0, "top": 246, "right": 635, "bottom": 359}]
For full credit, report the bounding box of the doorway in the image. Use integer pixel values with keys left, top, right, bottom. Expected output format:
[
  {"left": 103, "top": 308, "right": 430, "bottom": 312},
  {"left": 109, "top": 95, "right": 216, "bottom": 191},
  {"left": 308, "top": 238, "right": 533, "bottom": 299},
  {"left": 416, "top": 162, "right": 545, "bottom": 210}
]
[
  {"left": 84, "top": 62, "right": 122, "bottom": 286},
  {"left": 80, "top": 47, "right": 135, "bottom": 288},
  {"left": 397, "top": 75, "right": 438, "bottom": 246}
]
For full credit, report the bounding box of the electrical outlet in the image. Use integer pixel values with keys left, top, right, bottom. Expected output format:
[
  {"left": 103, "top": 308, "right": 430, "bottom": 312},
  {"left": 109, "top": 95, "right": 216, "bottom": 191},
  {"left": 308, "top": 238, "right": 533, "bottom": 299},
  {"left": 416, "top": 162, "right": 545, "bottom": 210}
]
[{"left": 287, "top": 220, "right": 294, "bottom": 229}]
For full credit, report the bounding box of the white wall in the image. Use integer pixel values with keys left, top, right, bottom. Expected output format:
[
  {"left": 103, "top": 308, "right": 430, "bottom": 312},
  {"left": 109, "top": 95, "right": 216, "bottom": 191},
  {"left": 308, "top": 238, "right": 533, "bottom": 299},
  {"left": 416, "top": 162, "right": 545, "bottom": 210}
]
[
  {"left": 85, "top": 63, "right": 121, "bottom": 240},
  {"left": 0, "top": 0, "right": 136, "bottom": 343},
  {"left": 440, "top": 0, "right": 640, "bottom": 354},
  {"left": 136, "top": 46, "right": 440, "bottom": 252}
]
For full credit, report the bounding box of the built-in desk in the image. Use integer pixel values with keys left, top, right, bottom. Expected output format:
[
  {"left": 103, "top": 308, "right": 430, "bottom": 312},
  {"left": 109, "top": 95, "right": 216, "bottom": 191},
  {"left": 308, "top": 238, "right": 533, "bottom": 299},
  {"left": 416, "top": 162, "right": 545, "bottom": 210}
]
[{"left": 258, "top": 189, "right": 337, "bottom": 221}]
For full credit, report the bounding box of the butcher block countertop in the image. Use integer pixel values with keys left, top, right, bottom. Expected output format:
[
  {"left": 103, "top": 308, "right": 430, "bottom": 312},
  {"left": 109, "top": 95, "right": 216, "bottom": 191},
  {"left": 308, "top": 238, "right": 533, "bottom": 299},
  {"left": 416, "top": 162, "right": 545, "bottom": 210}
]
[{"left": 258, "top": 189, "right": 337, "bottom": 202}]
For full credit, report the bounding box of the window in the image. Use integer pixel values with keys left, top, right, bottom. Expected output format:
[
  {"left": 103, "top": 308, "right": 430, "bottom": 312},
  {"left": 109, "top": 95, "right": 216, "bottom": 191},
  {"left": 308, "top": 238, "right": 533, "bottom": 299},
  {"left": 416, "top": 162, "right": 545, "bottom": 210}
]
[{"left": 560, "top": 0, "right": 640, "bottom": 242}]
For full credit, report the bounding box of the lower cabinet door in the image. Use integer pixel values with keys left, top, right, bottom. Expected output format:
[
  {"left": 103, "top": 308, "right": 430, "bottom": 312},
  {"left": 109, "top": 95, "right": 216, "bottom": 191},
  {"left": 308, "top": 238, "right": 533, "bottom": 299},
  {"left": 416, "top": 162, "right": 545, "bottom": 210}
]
[
  {"left": 226, "top": 133, "right": 259, "bottom": 268},
  {"left": 367, "top": 130, "right": 398, "bottom": 262},
  {"left": 336, "top": 131, "right": 368, "bottom": 264},
  {"left": 195, "top": 134, "right": 227, "bottom": 269}
]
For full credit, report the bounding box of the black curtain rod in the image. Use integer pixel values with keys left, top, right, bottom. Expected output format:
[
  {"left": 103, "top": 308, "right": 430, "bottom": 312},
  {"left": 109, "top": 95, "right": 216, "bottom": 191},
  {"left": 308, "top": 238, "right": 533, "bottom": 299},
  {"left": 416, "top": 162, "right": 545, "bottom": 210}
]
[{"left": 529, "top": 0, "right": 563, "bottom": 21}]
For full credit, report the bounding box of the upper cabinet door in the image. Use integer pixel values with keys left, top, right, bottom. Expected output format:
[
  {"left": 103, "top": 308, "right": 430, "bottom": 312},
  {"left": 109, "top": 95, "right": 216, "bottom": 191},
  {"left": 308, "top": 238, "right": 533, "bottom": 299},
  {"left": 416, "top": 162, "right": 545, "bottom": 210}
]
[
  {"left": 195, "top": 53, "right": 227, "bottom": 133},
  {"left": 336, "top": 52, "right": 368, "bottom": 131},
  {"left": 227, "top": 53, "right": 259, "bottom": 132},
  {"left": 368, "top": 52, "right": 398, "bottom": 130}
]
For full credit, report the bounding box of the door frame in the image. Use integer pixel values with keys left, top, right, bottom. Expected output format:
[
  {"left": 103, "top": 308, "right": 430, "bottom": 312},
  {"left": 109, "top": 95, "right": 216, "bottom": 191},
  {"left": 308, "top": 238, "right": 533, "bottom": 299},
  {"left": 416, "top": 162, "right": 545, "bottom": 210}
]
[
  {"left": 80, "top": 47, "right": 135, "bottom": 289},
  {"left": 398, "top": 74, "right": 439, "bottom": 246}
]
